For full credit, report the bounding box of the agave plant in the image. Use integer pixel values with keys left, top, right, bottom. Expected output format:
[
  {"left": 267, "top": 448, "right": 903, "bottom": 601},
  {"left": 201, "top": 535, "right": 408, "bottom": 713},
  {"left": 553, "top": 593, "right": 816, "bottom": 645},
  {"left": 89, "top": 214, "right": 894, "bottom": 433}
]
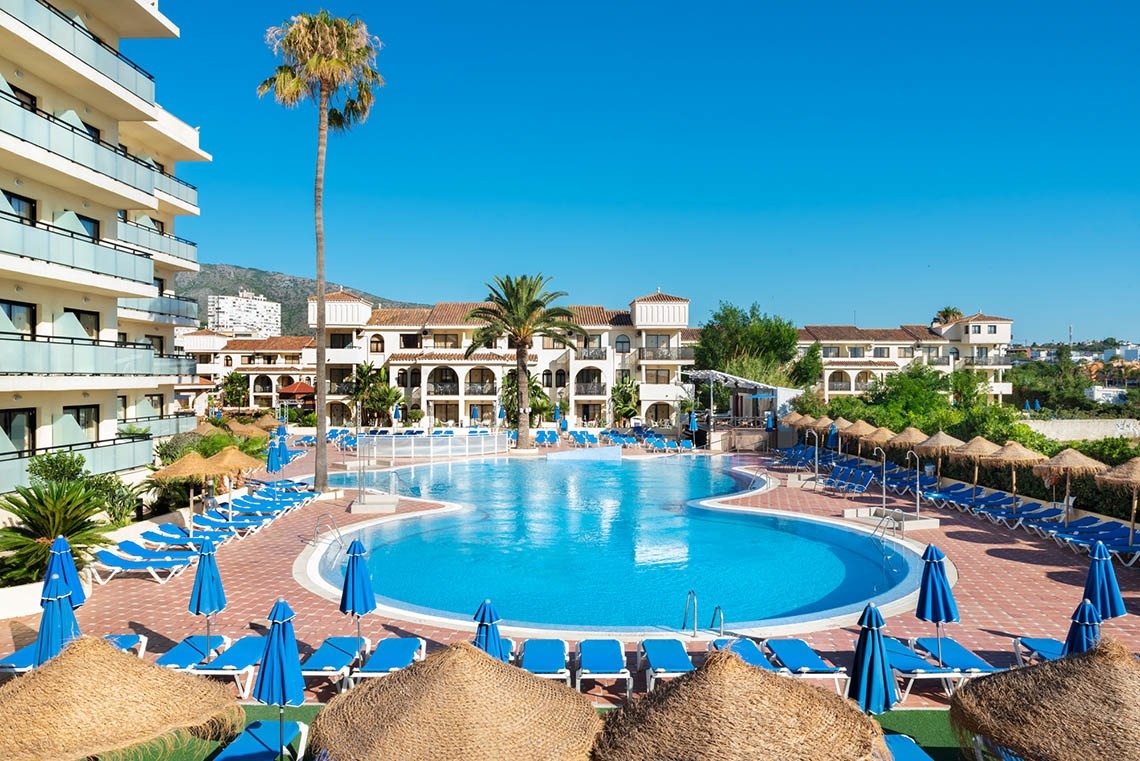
[{"left": 0, "top": 481, "right": 111, "bottom": 585}]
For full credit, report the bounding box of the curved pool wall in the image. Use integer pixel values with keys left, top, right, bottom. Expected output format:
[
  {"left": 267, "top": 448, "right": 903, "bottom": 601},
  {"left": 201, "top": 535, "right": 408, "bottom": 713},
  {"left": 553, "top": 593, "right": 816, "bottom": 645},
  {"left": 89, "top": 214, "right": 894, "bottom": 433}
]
[{"left": 308, "top": 456, "right": 926, "bottom": 636}]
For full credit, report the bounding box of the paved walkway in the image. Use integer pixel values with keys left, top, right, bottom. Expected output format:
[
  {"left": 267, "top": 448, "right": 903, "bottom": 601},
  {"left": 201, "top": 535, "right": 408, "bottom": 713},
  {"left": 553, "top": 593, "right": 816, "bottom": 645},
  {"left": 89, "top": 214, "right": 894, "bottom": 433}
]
[{"left": 4, "top": 442, "right": 1139, "bottom": 707}]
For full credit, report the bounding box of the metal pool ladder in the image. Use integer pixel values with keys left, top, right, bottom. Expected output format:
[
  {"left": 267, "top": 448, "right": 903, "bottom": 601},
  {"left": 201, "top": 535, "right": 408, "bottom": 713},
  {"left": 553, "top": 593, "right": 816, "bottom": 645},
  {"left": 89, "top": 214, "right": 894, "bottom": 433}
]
[
  {"left": 709, "top": 605, "right": 725, "bottom": 637},
  {"left": 312, "top": 513, "right": 344, "bottom": 550},
  {"left": 681, "top": 590, "right": 699, "bottom": 637}
]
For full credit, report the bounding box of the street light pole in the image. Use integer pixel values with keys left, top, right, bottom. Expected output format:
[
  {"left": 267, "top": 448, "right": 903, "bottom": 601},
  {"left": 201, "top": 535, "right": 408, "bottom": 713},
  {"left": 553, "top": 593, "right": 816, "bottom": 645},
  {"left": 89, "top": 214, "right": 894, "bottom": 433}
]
[
  {"left": 873, "top": 446, "right": 887, "bottom": 514},
  {"left": 905, "top": 449, "right": 921, "bottom": 516}
]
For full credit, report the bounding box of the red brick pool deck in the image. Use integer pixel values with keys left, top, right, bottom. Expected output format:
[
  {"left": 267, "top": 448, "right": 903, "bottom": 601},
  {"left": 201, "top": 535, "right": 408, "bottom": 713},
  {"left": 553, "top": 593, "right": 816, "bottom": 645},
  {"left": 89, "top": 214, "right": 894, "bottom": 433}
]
[{"left": 4, "top": 443, "right": 1139, "bottom": 707}]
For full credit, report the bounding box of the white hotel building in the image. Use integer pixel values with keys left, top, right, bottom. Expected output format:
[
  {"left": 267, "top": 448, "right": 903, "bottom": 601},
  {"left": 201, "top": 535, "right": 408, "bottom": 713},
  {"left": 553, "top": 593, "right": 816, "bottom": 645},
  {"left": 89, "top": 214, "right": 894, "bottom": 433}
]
[{"left": 0, "top": 0, "right": 207, "bottom": 492}]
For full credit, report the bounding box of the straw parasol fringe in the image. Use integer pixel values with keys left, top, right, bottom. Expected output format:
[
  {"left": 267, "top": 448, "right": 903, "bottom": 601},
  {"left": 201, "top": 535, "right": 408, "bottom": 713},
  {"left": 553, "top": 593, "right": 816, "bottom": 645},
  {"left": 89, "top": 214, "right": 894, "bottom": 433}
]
[
  {"left": 310, "top": 642, "right": 601, "bottom": 761},
  {"left": 949, "top": 638, "right": 1140, "bottom": 761},
  {"left": 842, "top": 420, "right": 877, "bottom": 457},
  {"left": 593, "top": 649, "right": 887, "bottom": 761},
  {"left": 0, "top": 637, "right": 242, "bottom": 761},
  {"left": 914, "top": 431, "right": 965, "bottom": 483},
  {"left": 1033, "top": 448, "right": 1108, "bottom": 525},
  {"left": 811, "top": 415, "right": 835, "bottom": 433},
  {"left": 1096, "top": 457, "right": 1140, "bottom": 544},
  {"left": 982, "top": 441, "right": 1047, "bottom": 511},
  {"left": 887, "top": 426, "right": 928, "bottom": 450},
  {"left": 950, "top": 436, "right": 1001, "bottom": 501},
  {"left": 779, "top": 411, "right": 804, "bottom": 426}
]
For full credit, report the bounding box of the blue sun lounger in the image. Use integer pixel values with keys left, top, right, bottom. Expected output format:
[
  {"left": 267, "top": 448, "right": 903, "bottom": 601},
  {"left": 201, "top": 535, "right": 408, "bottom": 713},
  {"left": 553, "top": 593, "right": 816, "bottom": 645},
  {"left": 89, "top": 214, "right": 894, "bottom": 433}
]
[
  {"left": 884, "top": 733, "right": 937, "bottom": 761},
  {"left": 214, "top": 719, "right": 309, "bottom": 761},
  {"left": 638, "top": 638, "right": 694, "bottom": 691},
  {"left": 710, "top": 638, "right": 787, "bottom": 673},
  {"left": 575, "top": 639, "right": 631, "bottom": 699},
  {"left": 115, "top": 540, "right": 199, "bottom": 563},
  {"left": 146, "top": 523, "right": 235, "bottom": 545},
  {"left": 912, "top": 637, "right": 1002, "bottom": 677},
  {"left": 156, "top": 635, "right": 230, "bottom": 669},
  {"left": 0, "top": 633, "right": 148, "bottom": 674},
  {"left": 519, "top": 639, "right": 571, "bottom": 684},
  {"left": 89, "top": 550, "right": 192, "bottom": 584},
  {"left": 300, "top": 636, "right": 369, "bottom": 693},
  {"left": 883, "top": 637, "right": 964, "bottom": 700},
  {"left": 350, "top": 637, "right": 425, "bottom": 683},
  {"left": 1011, "top": 636, "right": 1064, "bottom": 667},
  {"left": 763, "top": 638, "right": 849, "bottom": 694},
  {"left": 189, "top": 635, "right": 265, "bottom": 698}
]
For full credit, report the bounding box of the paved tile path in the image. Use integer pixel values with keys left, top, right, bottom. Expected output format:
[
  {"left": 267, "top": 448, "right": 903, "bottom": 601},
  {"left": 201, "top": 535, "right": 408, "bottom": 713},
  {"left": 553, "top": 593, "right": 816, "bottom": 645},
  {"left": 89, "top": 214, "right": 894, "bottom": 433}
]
[{"left": 4, "top": 443, "right": 1139, "bottom": 707}]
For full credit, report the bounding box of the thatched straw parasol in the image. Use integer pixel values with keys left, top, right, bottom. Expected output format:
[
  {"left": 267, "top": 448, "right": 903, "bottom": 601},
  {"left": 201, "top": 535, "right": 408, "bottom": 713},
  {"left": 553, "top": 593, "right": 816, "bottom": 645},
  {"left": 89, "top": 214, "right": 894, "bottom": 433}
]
[
  {"left": 832, "top": 417, "right": 853, "bottom": 431},
  {"left": 206, "top": 446, "right": 264, "bottom": 474},
  {"left": 0, "top": 636, "right": 242, "bottom": 761},
  {"left": 1033, "top": 448, "right": 1108, "bottom": 525},
  {"left": 914, "top": 431, "right": 966, "bottom": 483},
  {"left": 193, "top": 420, "right": 222, "bottom": 436},
  {"left": 310, "top": 642, "right": 601, "bottom": 761},
  {"left": 592, "top": 648, "right": 886, "bottom": 761},
  {"left": 779, "top": 411, "right": 804, "bottom": 426},
  {"left": 950, "top": 436, "right": 1001, "bottom": 500},
  {"left": 152, "top": 452, "right": 230, "bottom": 512},
  {"left": 842, "top": 420, "right": 878, "bottom": 457},
  {"left": 225, "top": 419, "right": 270, "bottom": 439},
  {"left": 254, "top": 415, "right": 283, "bottom": 431},
  {"left": 1096, "top": 457, "right": 1140, "bottom": 544},
  {"left": 795, "top": 415, "right": 817, "bottom": 429},
  {"left": 861, "top": 426, "right": 896, "bottom": 452},
  {"left": 887, "top": 426, "right": 928, "bottom": 450},
  {"left": 982, "top": 441, "right": 1046, "bottom": 510},
  {"left": 949, "top": 638, "right": 1140, "bottom": 761},
  {"left": 811, "top": 415, "right": 835, "bottom": 433}
]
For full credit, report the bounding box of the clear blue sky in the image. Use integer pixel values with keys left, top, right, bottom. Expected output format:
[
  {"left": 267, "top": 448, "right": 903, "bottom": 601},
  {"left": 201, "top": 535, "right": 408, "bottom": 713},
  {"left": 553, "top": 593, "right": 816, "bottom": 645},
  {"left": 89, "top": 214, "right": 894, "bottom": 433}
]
[{"left": 128, "top": 1, "right": 1138, "bottom": 344}]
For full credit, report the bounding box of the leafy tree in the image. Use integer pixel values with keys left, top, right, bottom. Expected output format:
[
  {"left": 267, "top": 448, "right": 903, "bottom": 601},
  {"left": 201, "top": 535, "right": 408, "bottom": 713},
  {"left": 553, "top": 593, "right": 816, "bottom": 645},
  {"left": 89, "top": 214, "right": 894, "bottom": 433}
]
[
  {"left": 948, "top": 368, "right": 988, "bottom": 409},
  {"left": 934, "top": 306, "right": 964, "bottom": 324},
  {"left": 466, "top": 274, "right": 587, "bottom": 448},
  {"left": 85, "top": 474, "right": 147, "bottom": 528},
  {"left": 348, "top": 362, "right": 401, "bottom": 424},
  {"left": 221, "top": 372, "right": 248, "bottom": 407},
  {"left": 0, "top": 482, "right": 112, "bottom": 585},
  {"left": 862, "top": 364, "right": 952, "bottom": 431},
  {"left": 695, "top": 302, "right": 798, "bottom": 370},
  {"left": 790, "top": 342, "right": 824, "bottom": 389},
  {"left": 259, "top": 10, "right": 384, "bottom": 490},
  {"left": 724, "top": 355, "right": 795, "bottom": 388},
  {"left": 26, "top": 451, "right": 86, "bottom": 486},
  {"left": 610, "top": 377, "right": 640, "bottom": 425}
]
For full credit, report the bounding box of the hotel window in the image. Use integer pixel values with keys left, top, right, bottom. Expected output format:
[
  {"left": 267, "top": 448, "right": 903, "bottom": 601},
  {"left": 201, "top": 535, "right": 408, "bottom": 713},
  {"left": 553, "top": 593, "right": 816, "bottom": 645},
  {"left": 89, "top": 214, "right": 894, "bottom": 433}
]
[
  {"left": 645, "top": 334, "right": 670, "bottom": 349},
  {"left": 899, "top": 347, "right": 915, "bottom": 358},
  {"left": 81, "top": 121, "right": 101, "bottom": 142},
  {"left": 3, "top": 191, "right": 36, "bottom": 224},
  {"left": 615, "top": 335, "right": 630, "bottom": 354},
  {"left": 581, "top": 334, "right": 602, "bottom": 349},
  {"left": 400, "top": 333, "right": 421, "bottom": 349},
  {"left": 369, "top": 335, "right": 384, "bottom": 353},
  {"left": 0, "top": 408, "right": 35, "bottom": 452},
  {"left": 848, "top": 347, "right": 864, "bottom": 358},
  {"left": 1, "top": 300, "right": 36, "bottom": 336},
  {"left": 397, "top": 369, "right": 408, "bottom": 386},
  {"left": 117, "top": 332, "right": 127, "bottom": 344},
  {"left": 153, "top": 219, "right": 165, "bottom": 234},
  {"left": 63, "top": 308, "right": 99, "bottom": 339},
  {"left": 971, "top": 325, "right": 981, "bottom": 334},
  {"left": 873, "top": 347, "right": 890, "bottom": 358},
  {"left": 409, "top": 368, "right": 421, "bottom": 386},
  {"left": 145, "top": 393, "right": 164, "bottom": 414},
  {"left": 542, "top": 336, "right": 566, "bottom": 349},
  {"left": 555, "top": 369, "right": 567, "bottom": 387},
  {"left": 617, "top": 369, "right": 631, "bottom": 383},
  {"left": 75, "top": 214, "right": 100, "bottom": 240},
  {"left": 153, "top": 276, "right": 166, "bottom": 294},
  {"left": 9, "top": 86, "right": 36, "bottom": 111},
  {"left": 821, "top": 346, "right": 839, "bottom": 358},
  {"left": 541, "top": 370, "right": 552, "bottom": 387},
  {"left": 330, "top": 333, "right": 353, "bottom": 349},
  {"left": 153, "top": 160, "right": 166, "bottom": 174},
  {"left": 987, "top": 325, "right": 998, "bottom": 334},
  {"left": 117, "top": 396, "right": 127, "bottom": 421},
  {"left": 144, "top": 334, "right": 165, "bottom": 353},
  {"left": 435, "top": 333, "right": 459, "bottom": 349},
  {"left": 646, "top": 369, "right": 671, "bottom": 384},
  {"left": 61, "top": 404, "right": 99, "bottom": 441},
  {"left": 224, "top": 356, "right": 233, "bottom": 367}
]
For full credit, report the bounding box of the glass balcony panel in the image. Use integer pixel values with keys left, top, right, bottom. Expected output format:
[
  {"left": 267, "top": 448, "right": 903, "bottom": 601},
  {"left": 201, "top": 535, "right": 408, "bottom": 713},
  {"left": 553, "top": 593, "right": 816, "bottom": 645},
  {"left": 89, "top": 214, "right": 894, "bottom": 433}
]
[
  {"left": 119, "top": 413, "right": 196, "bottom": 438},
  {"left": 115, "top": 220, "right": 197, "bottom": 262},
  {"left": 0, "top": 0, "right": 155, "bottom": 103},
  {"left": 577, "top": 347, "right": 607, "bottom": 360},
  {"left": 152, "top": 354, "right": 197, "bottom": 376},
  {"left": 636, "top": 347, "right": 694, "bottom": 361},
  {"left": 0, "top": 435, "right": 154, "bottom": 492},
  {"left": 0, "top": 335, "right": 156, "bottom": 374},
  {"left": 153, "top": 170, "right": 198, "bottom": 207},
  {"left": 118, "top": 294, "right": 198, "bottom": 322},
  {"left": 574, "top": 382, "right": 607, "bottom": 395},
  {"left": 464, "top": 383, "right": 498, "bottom": 395},
  {"left": 0, "top": 215, "right": 153, "bottom": 284}
]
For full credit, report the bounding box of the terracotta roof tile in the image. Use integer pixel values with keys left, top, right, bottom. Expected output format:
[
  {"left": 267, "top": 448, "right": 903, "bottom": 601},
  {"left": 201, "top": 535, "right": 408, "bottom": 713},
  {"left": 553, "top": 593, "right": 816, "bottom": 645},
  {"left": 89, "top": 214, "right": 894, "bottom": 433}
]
[
  {"left": 821, "top": 359, "right": 905, "bottom": 368},
  {"left": 570, "top": 305, "right": 610, "bottom": 326},
  {"left": 606, "top": 310, "right": 633, "bottom": 327},
  {"left": 306, "top": 289, "right": 372, "bottom": 304},
  {"left": 680, "top": 327, "right": 702, "bottom": 342},
  {"left": 182, "top": 328, "right": 228, "bottom": 337},
  {"left": 426, "top": 302, "right": 491, "bottom": 326},
  {"left": 900, "top": 324, "right": 946, "bottom": 342},
  {"left": 221, "top": 336, "right": 315, "bottom": 351},
  {"left": 631, "top": 291, "right": 689, "bottom": 303},
  {"left": 367, "top": 308, "right": 432, "bottom": 327},
  {"left": 943, "top": 312, "right": 1014, "bottom": 325},
  {"left": 800, "top": 325, "right": 915, "bottom": 342}
]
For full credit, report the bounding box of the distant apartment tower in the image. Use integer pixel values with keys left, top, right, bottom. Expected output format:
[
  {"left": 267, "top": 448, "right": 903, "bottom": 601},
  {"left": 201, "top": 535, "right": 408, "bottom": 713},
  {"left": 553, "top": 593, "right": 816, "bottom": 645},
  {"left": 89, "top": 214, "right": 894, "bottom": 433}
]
[{"left": 207, "top": 289, "right": 281, "bottom": 338}]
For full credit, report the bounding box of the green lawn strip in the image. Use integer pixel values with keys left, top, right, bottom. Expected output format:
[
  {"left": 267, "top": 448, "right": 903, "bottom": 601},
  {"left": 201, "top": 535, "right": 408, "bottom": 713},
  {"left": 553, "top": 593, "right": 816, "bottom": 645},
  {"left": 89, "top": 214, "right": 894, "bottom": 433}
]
[
  {"left": 91, "top": 705, "right": 322, "bottom": 761},
  {"left": 878, "top": 709, "right": 965, "bottom": 761}
]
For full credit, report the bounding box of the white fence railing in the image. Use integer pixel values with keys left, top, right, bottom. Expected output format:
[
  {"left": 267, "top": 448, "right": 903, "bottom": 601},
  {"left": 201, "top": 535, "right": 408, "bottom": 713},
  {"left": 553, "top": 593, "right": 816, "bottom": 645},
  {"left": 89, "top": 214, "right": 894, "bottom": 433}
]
[{"left": 354, "top": 432, "right": 510, "bottom": 462}]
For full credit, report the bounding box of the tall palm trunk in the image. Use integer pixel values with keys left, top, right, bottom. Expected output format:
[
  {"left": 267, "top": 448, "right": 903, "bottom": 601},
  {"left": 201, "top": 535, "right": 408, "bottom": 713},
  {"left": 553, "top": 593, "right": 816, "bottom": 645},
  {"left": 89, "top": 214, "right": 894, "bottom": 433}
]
[
  {"left": 516, "top": 343, "right": 531, "bottom": 449},
  {"left": 313, "top": 84, "right": 329, "bottom": 491}
]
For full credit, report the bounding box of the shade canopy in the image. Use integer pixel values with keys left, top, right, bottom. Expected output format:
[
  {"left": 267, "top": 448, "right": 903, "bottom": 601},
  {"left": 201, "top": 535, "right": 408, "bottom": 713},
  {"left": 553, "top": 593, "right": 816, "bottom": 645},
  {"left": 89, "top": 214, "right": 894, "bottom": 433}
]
[
  {"left": 841, "top": 420, "right": 877, "bottom": 439},
  {"left": 860, "top": 427, "right": 896, "bottom": 447},
  {"left": 949, "top": 436, "right": 1001, "bottom": 462},
  {"left": 950, "top": 639, "right": 1140, "bottom": 761},
  {"left": 779, "top": 411, "right": 804, "bottom": 426},
  {"left": 151, "top": 452, "right": 222, "bottom": 482},
  {"left": 206, "top": 446, "right": 264, "bottom": 474},
  {"left": 1062, "top": 599, "right": 1103, "bottom": 657},
  {"left": 1033, "top": 448, "right": 1109, "bottom": 479},
  {"left": 44, "top": 536, "right": 84, "bottom": 609},
  {"left": 592, "top": 649, "right": 887, "bottom": 761},
  {"left": 0, "top": 637, "right": 242, "bottom": 761},
  {"left": 1083, "top": 541, "right": 1126, "bottom": 621},
  {"left": 915, "top": 431, "right": 965, "bottom": 455},
  {"left": 225, "top": 419, "right": 270, "bottom": 439},
  {"left": 832, "top": 417, "right": 853, "bottom": 431},
  {"left": 1096, "top": 457, "right": 1140, "bottom": 543},
  {"left": 794, "top": 415, "right": 817, "bottom": 429},
  {"left": 811, "top": 415, "right": 835, "bottom": 433},
  {"left": 887, "top": 426, "right": 928, "bottom": 449},
  {"left": 982, "top": 441, "right": 1046, "bottom": 467},
  {"left": 309, "top": 642, "right": 601, "bottom": 761},
  {"left": 35, "top": 573, "right": 80, "bottom": 667}
]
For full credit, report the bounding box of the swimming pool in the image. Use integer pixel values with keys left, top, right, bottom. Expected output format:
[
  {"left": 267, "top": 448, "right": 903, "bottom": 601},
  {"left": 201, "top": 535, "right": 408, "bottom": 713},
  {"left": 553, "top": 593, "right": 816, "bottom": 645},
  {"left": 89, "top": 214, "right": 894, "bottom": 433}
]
[{"left": 320, "top": 457, "right": 922, "bottom": 631}]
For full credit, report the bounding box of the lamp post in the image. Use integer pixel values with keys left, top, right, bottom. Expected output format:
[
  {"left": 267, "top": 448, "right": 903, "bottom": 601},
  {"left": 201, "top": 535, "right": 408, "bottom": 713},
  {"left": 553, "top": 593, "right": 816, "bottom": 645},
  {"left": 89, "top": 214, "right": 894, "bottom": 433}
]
[
  {"left": 905, "top": 449, "right": 921, "bottom": 516},
  {"left": 805, "top": 429, "right": 820, "bottom": 484},
  {"left": 873, "top": 446, "right": 887, "bottom": 514}
]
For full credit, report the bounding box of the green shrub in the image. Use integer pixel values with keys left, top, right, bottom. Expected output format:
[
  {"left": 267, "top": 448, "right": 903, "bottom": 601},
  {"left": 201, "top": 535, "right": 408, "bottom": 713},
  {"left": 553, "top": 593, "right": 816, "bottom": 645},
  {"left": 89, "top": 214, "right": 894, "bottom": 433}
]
[
  {"left": 85, "top": 474, "right": 146, "bottom": 528},
  {"left": 0, "top": 482, "right": 112, "bottom": 585},
  {"left": 26, "top": 451, "right": 86, "bottom": 486}
]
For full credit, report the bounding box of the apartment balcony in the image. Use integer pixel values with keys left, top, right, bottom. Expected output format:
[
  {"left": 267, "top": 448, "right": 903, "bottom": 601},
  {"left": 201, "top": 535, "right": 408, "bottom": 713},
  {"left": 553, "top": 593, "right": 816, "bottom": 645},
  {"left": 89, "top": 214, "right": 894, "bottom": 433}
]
[
  {"left": 0, "top": 334, "right": 160, "bottom": 375},
  {"left": 427, "top": 382, "right": 459, "bottom": 396},
  {"left": 118, "top": 293, "right": 198, "bottom": 328},
  {"left": 0, "top": 0, "right": 156, "bottom": 112},
  {"left": 574, "top": 382, "right": 607, "bottom": 396},
  {"left": 576, "top": 347, "right": 607, "bottom": 361},
  {"left": 116, "top": 219, "right": 197, "bottom": 265},
  {"left": 854, "top": 382, "right": 872, "bottom": 391},
  {"left": 988, "top": 381, "right": 1013, "bottom": 396},
  {"left": 152, "top": 353, "right": 197, "bottom": 377},
  {"left": 0, "top": 434, "right": 154, "bottom": 492},
  {"left": 465, "top": 382, "right": 498, "bottom": 396},
  {"left": 323, "top": 381, "right": 353, "bottom": 396},
  {"left": 828, "top": 382, "right": 854, "bottom": 392},
  {"left": 961, "top": 356, "right": 1012, "bottom": 367},
  {"left": 0, "top": 213, "right": 154, "bottom": 293},
  {"left": 926, "top": 356, "right": 952, "bottom": 367},
  {"left": 153, "top": 169, "right": 198, "bottom": 210},
  {"left": 119, "top": 411, "right": 196, "bottom": 438},
  {"left": 637, "top": 347, "right": 694, "bottom": 362}
]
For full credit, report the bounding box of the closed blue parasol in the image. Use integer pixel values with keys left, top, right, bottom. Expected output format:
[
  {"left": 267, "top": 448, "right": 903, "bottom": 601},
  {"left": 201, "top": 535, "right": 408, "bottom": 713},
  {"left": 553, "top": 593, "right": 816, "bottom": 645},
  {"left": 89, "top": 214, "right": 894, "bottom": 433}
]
[
  {"left": 473, "top": 599, "right": 509, "bottom": 662},
  {"left": 188, "top": 539, "right": 226, "bottom": 653},
  {"left": 44, "top": 535, "right": 85, "bottom": 608},
  {"left": 1062, "top": 599, "right": 1102, "bottom": 656},
  {"left": 277, "top": 424, "right": 287, "bottom": 438},
  {"left": 498, "top": 404, "right": 506, "bottom": 422},
  {"left": 848, "top": 603, "right": 897, "bottom": 714},
  {"left": 471, "top": 405, "right": 479, "bottom": 422},
  {"left": 689, "top": 411, "right": 698, "bottom": 432},
  {"left": 266, "top": 437, "right": 283, "bottom": 477},
  {"left": 826, "top": 423, "right": 838, "bottom": 449},
  {"left": 252, "top": 598, "right": 305, "bottom": 761},
  {"left": 393, "top": 405, "right": 401, "bottom": 422},
  {"left": 553, "top": 404, "right": 561, "bottom": 422},
  {"left": 1024, "top": 400, "right": 1031, "bottom": 412},
  {"left": 35, "top": 572, "right": 81, "bottom": 666},
  {"left": 916, "top": 544, "right": 960, "bottom": 666},
  {"left": 1083, "top": 541, "right": 1126, "bottom": 621},
  {"left": 1034, "top": 399, "right": 1041, "bottom": 412},
  {"left": 339, "top": 539, "right": 376, "bottom": 644}
]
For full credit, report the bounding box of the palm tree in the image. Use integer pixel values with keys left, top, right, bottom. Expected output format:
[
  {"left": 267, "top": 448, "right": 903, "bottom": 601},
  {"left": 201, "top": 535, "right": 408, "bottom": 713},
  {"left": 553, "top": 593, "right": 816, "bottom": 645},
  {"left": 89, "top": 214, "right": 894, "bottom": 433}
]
[
  {"left": 466, "top": 275, "right": 587, "bottom": 449},
  {"left": 0, "top": 482, "right": 111, "bottom": 585},
  {"left": 934, "top": 306, "right": 964, "bottom": 325},
  {"left": 258, "top": 11, "right": 383, "bottom": 491},
  {"left": 499, "top": 369, "right": 547, "bottom": 427}
]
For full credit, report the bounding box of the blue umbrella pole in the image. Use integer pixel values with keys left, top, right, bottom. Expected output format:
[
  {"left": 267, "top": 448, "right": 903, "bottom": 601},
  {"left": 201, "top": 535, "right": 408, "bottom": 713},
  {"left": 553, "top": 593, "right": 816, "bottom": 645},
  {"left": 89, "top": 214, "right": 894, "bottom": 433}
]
[
  {"left": 278, "top": 705, "right": 285, "bottom": 761},
  {"left": 935, "top": 622, "right": 943, "bottom": 667}
]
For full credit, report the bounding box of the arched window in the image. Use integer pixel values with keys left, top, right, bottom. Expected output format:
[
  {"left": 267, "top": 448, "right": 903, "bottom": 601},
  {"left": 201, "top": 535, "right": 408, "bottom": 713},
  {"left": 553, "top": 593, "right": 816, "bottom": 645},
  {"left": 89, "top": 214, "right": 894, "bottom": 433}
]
[
  {"left": 369, "top": 335, "right": 384, "bottom": 353},
  {"left": 542, "top": 370, "right": 552, "bottom": 387},
  {"left": 397, "top": 369, "right": 408, "bottom": 387},
  {"left": 555, "top": 369, "right": 567, "bottom": 387},
  {"left": 224, "top": 355, "right": 233, "bottom": 367},
  {"left": 615, "top": 335, "right": 630, "bottom": 354},
  {"left": 410, "top": 368, "right": 422, "bottom": 386}
]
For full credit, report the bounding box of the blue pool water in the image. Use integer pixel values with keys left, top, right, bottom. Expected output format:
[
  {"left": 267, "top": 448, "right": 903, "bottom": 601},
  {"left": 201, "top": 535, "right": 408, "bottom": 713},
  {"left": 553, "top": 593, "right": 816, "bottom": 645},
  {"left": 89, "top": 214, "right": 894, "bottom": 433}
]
[{"left": 323, "top": 457, "right": 921, "bottom": 630}]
